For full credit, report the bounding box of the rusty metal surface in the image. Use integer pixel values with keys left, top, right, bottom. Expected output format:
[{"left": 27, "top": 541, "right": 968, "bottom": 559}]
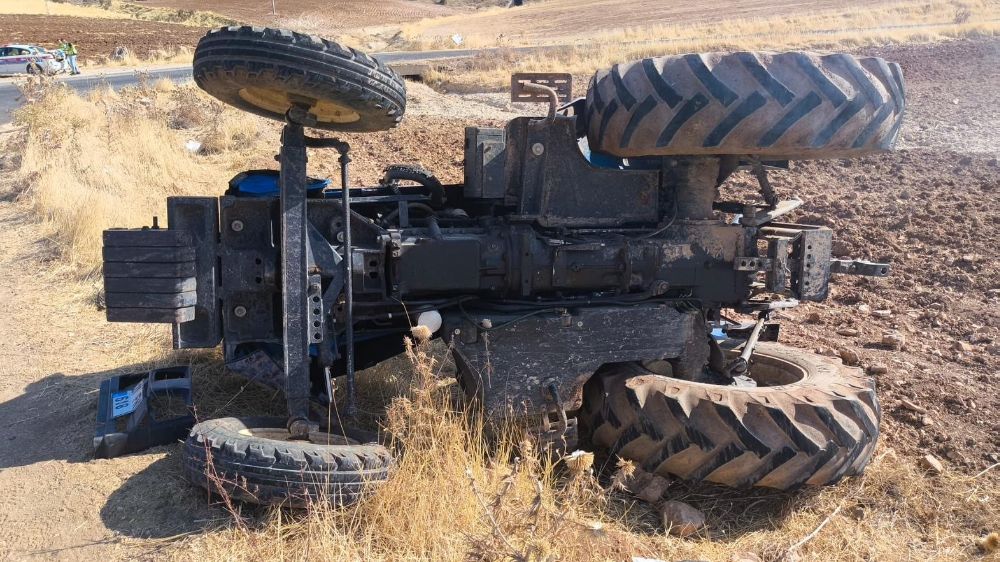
[
  {"left": 444, "top": 305, "right": 702, "bottom": 417},
  {"left": 226, "top": 349, "right": 285, "bottom": 391},
  {"left": 510, "top": 72, "right": 573, "bottom": 104}
]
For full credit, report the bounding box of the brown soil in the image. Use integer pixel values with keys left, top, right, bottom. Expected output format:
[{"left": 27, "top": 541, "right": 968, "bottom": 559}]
[
  {"left": 130, "top": 0, "right": 459, "bottom": 28},
  {"left": 0, "top": 37, "right": 997, "bottom": 560},
  {"left": 722, "top": 38, "right": 1000, "bottom": 473},
  {"left": 0, "top": 14, "right": 208, "bottom": 62},
  {"left": 410, "top": 0, "right": 893, "bottom": 43}
]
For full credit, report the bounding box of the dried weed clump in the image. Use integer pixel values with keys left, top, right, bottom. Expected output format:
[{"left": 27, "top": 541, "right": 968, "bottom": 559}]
[
  {"left": 10, "top": 81, "right": 267, "bottom": 278},
  {"left": 170, "top": 339, "right": 999, "bottom": 561},
  {"left": 177, "top": 339, "right": 630, "bottom": 562}
]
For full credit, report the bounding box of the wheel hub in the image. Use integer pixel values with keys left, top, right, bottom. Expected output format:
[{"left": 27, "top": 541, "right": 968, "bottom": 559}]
[{"left": 238, "top": 86, "right": 362, "bottom": 124}]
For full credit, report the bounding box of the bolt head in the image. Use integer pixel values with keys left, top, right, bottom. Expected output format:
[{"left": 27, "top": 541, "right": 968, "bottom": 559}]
[
  {"left": 336, "top": 231, "right": 345, "bottom": 243},
  {"left": 233, "top": 305, "right": 248, "bottom": 318},
  {"left": 231, "top": 220, "right": 244, "bottom": 232},
  {"left": 531, "top": 142, "right": 545, "bottom": 156}
]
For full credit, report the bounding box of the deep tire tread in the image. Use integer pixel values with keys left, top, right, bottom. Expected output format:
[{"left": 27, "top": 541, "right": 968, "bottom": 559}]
[
  {"left": 183, "top": 416, "right": 393, "bottom": 507},
  {"left": 587, "top": 50, "right": 905, "bottom": 158},
  {"left": 579, "top": 343, "right": 880, "bottom": 490},
  {"left": 194, "top": 26, "right": 406, "bottom": 132}
]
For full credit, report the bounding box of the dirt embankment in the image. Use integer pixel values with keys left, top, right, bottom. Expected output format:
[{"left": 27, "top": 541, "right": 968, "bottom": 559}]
[{"left": 0, "top": 14, "right": 207, "bottom": 61}]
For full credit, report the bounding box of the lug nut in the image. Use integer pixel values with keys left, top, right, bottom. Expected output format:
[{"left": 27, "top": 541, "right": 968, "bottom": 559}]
[{"left": 233, "top": 305, "right": 248, "bottom": 318}]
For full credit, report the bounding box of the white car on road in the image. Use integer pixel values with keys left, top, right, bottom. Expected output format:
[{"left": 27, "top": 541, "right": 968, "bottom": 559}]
[{"left": 0, "top": 44, "right": 65, "bottom": 75}]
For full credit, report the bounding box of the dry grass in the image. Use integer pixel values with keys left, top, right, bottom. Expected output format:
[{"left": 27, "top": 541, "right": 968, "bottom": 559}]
[
  {"left": 110, "top": 0, "right": 235, "bottom": 27},
  {"left": 402, "top": 0, "right": 999, "bottom": 49},
  {"left": 10, "top": 79, "right": 266, "bottom": 278},
  {"left": 167, "top": 338, "right": 999, "bottom": 561},
  {"left": 85, "top": 46, "right": 195, "bottom": 68},
  {"left": 417, "top": 0, "right": 1000, "bottom": 90}
]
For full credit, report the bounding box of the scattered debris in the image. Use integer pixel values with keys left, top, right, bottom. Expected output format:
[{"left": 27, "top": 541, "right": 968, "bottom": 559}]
[
  {"left": 920, "top": 415, "right": 934, "bottom": 427},
  {"left": 659, "top": 500, "right": 705, "bottom": 537},
  {"left": 868, "top": 364, "right": 888, "bottom": 375},
  {"left": 586, "top": 520, "right": 605, "bottom": 537},
  {"left": 837, "top": 328, "right": 859, "bottom": 337},
  {"left": 839, "top": 347, "right": 861, "bottom": 366},
  {"left": 184, "top": 139, "right": 202, "bottom": 154},
  {"left": 613, "top": 465, "right": 671, "bottom": 503},
  {"left": 899, "top": 398, "right": 927, "bottom": 414},
  {"left": 953, "top": 341, "right": 974, "bottom": 353},
  {"left": 920, "top": 454, "right": 945, "bottom": 474},
  {"left": 627, "top": 469, "right": 671, "bottom": 504},
  {"left": 882, "top": 331, "right": 906, "bottom": 350}
]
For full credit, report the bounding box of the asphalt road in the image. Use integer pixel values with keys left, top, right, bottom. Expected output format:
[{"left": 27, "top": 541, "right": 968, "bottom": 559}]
[{"left": 0, "top": 47, "right": 514, "bottom": 125}]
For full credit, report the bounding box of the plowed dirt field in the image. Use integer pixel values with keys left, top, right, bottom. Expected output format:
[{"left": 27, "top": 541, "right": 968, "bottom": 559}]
[
  {"left": 0, "top": 14, "right": 207, "bottom": 62},
  {"left": 132, "top": 0, "right": 457, "bottom": 28}
]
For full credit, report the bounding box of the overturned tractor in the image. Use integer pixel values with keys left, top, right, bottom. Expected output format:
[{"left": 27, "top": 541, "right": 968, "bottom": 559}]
[{"left": 100, "top": 26, "right": 901, "bottom": 506}]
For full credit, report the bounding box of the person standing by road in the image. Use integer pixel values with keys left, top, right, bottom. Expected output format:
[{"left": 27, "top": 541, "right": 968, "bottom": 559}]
[{"left": 58, "top": 39, "right": 79, "bottom": 75}]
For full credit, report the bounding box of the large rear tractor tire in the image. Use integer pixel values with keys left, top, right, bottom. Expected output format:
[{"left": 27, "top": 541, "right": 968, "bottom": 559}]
[
  {"left": 183, "top": 416, "right": 394, "bottom": 507},
  {"left": 586, "top": 51, "right": 904, "bottom": 159},
  {"left": 193, "top": 26, "right": 406, "bottom": 132},
  {"left": 579, "top": 343, "right": 880, "bottom": 490}
]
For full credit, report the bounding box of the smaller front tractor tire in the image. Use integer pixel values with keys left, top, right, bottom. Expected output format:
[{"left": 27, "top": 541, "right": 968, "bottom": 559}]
[
  {"left": 193, "top": 26, "right": 406, "bottom": 132},
  {"left": 580, "top": 343, "right": 880, "bottom": 490},
  {"left": 183, "top": 416, "right": 394, "bottom": 507}
]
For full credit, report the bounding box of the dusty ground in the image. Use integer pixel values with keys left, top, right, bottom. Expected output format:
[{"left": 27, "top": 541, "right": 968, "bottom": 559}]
[
  {"left": 404, "top": 0, "right": 893, "bottom": 44},
  {"left": 0, "top": 14, "right": 207, "bottom": 62},
  {"left": 0, "top": 37, "right": 998, "bottom": 560},
  {"left": 128, "top": 0, "right": 459, "bottom": 28}
]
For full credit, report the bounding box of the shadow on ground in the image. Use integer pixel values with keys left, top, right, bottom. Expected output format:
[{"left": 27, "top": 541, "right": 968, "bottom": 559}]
[
  {"left": 0, "top": 369, "right": 111, "bottom": 470},
  {"left": 99, "top": 448, "right": 231, "bottom": 539}
]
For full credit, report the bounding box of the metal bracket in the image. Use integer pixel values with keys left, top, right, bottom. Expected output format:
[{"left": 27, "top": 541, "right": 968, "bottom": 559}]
[
  {"left": 749, "top": 157, "right": 779, "bottom": 208},
  {"left": 740, "top": 198, "right": 803, "bottom": 227},
  {"left": 307, "top": 273, "right": 324, "bottom": 343},
  {"left": 830, "top": 259, "right": 891, "bottom": 277},
  {"left": 725, "top": 313, "right": 768, "bottom": 377},
  {"left": 734, "top": 257, "right": 774, "bottom": 272},
  {"left": 510, "top": 72, "right": 572, "bottom": 104},
  {"left": 534, "top": 382, "right": 579, "bottom": 454}
]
